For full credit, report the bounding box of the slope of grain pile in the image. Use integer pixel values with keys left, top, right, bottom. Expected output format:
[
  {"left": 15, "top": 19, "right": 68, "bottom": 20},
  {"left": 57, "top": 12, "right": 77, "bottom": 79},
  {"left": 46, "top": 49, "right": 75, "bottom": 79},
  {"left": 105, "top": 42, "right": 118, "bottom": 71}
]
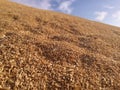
[{"left": 0, "top": 0, "right": 120, "bottom": 90}]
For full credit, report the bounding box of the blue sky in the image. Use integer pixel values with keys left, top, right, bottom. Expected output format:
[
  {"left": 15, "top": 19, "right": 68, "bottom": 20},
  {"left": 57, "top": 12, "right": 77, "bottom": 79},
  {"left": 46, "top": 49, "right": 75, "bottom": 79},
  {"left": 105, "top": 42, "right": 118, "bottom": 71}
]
[{"left": 11, "top": 0, "right": 120, "bottom": 27}]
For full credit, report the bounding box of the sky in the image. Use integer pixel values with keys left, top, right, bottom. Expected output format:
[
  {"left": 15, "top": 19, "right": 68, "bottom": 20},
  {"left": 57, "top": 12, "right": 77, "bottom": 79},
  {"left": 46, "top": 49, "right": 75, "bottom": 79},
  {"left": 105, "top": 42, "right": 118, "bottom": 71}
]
[{"left": 11, "top": 0, "right": 120, "bottom": 27}]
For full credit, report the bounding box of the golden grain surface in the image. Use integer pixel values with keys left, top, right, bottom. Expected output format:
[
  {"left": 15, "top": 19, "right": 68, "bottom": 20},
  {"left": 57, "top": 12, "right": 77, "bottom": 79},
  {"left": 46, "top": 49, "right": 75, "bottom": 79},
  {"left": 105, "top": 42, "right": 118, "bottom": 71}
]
[{"left": 0, "top": 0, "right": 120, "bottom": 90}]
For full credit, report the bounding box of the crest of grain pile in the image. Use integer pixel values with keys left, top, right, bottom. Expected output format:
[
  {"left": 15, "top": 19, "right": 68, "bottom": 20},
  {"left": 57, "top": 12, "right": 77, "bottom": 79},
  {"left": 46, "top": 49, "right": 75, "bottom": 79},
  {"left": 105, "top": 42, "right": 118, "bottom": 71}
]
[{"left": 0, "top": 0, "right": 120, "bottom": 90}]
